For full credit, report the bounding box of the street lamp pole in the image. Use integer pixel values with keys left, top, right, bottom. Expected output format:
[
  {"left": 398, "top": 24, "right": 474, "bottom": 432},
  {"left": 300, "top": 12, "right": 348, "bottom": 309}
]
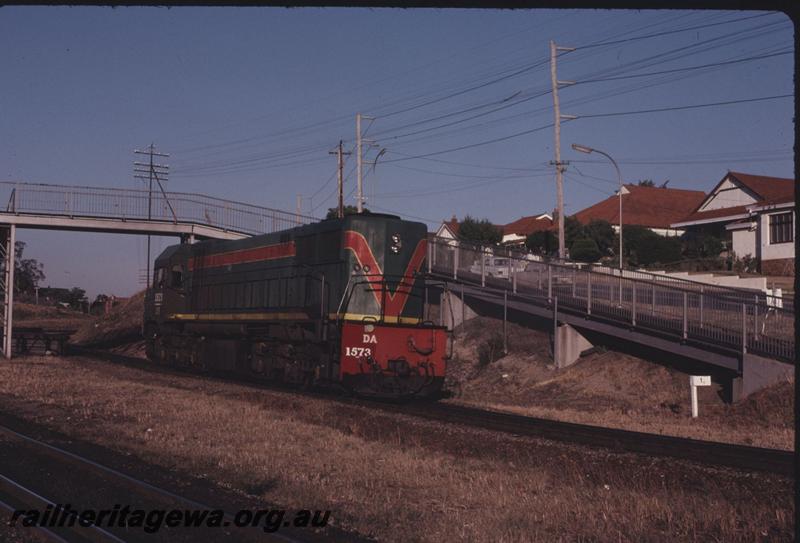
[{"left": 571, "top": 144, "right": 624, "bottom": 272}]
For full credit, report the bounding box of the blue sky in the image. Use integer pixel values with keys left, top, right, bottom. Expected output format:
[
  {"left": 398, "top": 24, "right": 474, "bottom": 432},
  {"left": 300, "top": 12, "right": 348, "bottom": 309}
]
[{"left": 0, "top": 7, "right": 793, "bottom": 298}]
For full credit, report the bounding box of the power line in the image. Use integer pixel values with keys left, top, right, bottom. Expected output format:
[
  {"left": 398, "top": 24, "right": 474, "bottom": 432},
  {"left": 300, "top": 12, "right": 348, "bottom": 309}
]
[
  {"left": 575, "top": 50, "right": 791, "bottom": 85},
  {"left": 576, "top": 93, "right": 792, "bottom": 120},
  {"left": 578, "top": 12, "right": 776, "bottom": 50}
]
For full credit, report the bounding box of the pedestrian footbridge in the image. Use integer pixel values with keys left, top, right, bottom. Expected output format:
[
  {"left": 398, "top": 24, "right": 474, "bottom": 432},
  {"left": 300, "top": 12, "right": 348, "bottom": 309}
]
[
  {"left": 426, "top": 238, "right": 794, "bottom": 401},
  {"left": 0, "top": 181, "right": 316, "bottom": 358}
]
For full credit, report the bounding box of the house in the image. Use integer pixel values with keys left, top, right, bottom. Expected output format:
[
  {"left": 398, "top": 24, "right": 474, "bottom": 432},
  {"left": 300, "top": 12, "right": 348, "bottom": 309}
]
[
  {"left": 435, "top": 215, "right": 460, "bottom": 241},
  {"left": 671, "top": 171, "right": 795, "bottom": 276},
  {"left": 501, "top": 213, "right": 553, "bottom": 245},
  {"left": 573, "top": 184, "right": 706, "bottom": 237}
]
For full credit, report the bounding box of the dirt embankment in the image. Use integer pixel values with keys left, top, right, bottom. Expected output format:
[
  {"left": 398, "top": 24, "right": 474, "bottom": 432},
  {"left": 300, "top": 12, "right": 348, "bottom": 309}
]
[
  {"left": 13, "top": 302, "right": 93, "bottom": 331},
  {"left": 71, "top": 291, "right": 145, "bottom": 353},
  {"left": 445, "top": 316, "right": 794, "bottom": 450}
]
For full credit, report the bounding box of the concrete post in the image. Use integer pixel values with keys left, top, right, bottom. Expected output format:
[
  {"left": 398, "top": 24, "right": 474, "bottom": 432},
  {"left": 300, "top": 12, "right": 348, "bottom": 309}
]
[
  {"left": 503, "top": 290, "right": 508, "bottom": 355},
  {"left": 741, "top": 303, "right": 747, "bottom": 354},
  {"left": 651, "top": 283, "right": 656, "bottom": 315},
  {"left": 699, "top": 286, "right": 704, "bottom": 329},
  {"left": 682, "top": 292, "right": 688, "bottom": 339},
  {"left": 753, "top": 294, "right": 759, "bottom": 340},
  {"left": 460, "top": 283, "right": 465, "bottom": 331},
  {"left": 553, "top": 296, "right": 558, "bottom": 366},
  {"left": 453, "top": 245, "right": 459, "bottom": 280},
  {"left": 547, "top": 265, "right": 552, "bottom": 302},
  {"left": 480, "top": 246, "right": 485, "bottom": 287},
  {"left": 427, "top": 240, "right": 432, "bottom": 274},
  {"left": 587, "top": 271, "right": 592, "bottom": 315},
  {"left": 512, "top": 269, "right": 517, "bottom": 294}
]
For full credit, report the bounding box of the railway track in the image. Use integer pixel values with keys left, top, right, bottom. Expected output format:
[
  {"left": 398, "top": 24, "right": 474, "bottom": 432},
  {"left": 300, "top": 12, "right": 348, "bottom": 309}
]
[
  {"left": 0, "top": 422, "right": 307, "bottom": 543},
  {"left": 72, "top": 348, "right": 794, "bottom": 477}
]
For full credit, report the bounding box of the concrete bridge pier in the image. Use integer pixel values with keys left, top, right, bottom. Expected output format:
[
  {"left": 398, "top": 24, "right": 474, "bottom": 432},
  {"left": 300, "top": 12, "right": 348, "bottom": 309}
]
[
  {"left": 553, "top": 323, "right": 593, "bottom": 369},
  {"left": 732, "top": 354, "right": 794, "bottom": 401}
]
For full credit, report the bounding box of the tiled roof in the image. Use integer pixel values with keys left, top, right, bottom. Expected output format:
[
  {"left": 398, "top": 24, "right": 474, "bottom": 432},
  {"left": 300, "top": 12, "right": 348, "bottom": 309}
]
[
  {"left": 727, "top": 171, "right": 795, "bottom": 203},
  {"left": 573, "top": 185, "right": 706, "bottom": 229},
  {"left": 502, "top": 215, "right": 553, "bottom": 236},
  {"left": 672, "top": 205, "right": 750, "bottom": 226},
  {"left": 443, "top": 217, "right": 459, "bottom": 236},
  {"left": 674, "top": 172, "right": 795, "bottom": 226}
]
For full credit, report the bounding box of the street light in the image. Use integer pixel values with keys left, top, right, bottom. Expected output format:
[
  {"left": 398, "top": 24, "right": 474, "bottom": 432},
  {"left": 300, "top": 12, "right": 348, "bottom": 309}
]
[{"left": 571, "top": 143, "right": 624, "bottom": 273}]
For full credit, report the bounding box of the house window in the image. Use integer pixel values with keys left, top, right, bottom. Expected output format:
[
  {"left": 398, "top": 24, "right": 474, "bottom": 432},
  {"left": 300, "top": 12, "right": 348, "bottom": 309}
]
[{"left": 769, "top": 212, "right": 793, "bottom": 244}]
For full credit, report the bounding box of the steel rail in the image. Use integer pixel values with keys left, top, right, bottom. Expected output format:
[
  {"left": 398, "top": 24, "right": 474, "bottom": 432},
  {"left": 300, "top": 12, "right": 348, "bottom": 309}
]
[
  {"left": 0, "top": 423, "right": 303, "bottom": 543},
  {"left": 389, "top": 402, "right": 795, "bottom": 477},
  {"left": 0, "top": 471, "right": 124, "bottom": 543}
]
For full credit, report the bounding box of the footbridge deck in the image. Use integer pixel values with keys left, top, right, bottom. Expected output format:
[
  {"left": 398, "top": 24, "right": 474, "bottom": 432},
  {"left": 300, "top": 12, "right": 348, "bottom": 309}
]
[
  {"left": 427, "top": 238, "right": 794, "bottom": 400},
  {"left": 0, "top": 181, "right": 317, "bottom": 357}
]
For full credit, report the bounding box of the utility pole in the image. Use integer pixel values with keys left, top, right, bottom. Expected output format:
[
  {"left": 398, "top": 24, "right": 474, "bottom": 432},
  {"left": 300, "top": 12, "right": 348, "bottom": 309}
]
[
  {"left": 134, "top": 144, "right": 169, "bottom": 288},
  {"left": 355, "top": 113, "right": 375, "bottom": 213},
  {"left": 296, "top": 194, "right": 303, "bottom": 225},
  {"left": 329, "top": 140, "right": 351, "bottom": 218},
  {"left": 549, "top": 40, "right": 576, "bottom": 260}
]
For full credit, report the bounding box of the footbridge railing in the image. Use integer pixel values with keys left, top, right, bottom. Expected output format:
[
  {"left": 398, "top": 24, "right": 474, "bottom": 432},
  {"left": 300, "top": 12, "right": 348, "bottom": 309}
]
[
  {"left": 428, "top": 237, "right": 794, "bottom": 363},
  {"left": 1, "top": 181, "right": 317, "bottom": 236}
]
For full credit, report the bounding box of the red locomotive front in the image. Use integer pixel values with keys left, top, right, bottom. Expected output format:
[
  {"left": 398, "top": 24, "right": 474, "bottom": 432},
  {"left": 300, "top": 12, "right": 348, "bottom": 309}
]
[
  {"left": 340, "top": 321, "right": 448, "bottom": 398},
  {"left": 336, "top": 216, "right": 449, "bottom": 398}
]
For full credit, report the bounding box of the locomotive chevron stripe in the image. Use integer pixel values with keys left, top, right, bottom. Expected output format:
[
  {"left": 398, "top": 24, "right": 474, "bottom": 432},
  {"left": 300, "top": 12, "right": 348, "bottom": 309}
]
[
  {"left": 188, "top": 241, "right": 295, "bottom": 271},
  {"left": 343, "top": 230, "right": 427, "bottom": 317}
]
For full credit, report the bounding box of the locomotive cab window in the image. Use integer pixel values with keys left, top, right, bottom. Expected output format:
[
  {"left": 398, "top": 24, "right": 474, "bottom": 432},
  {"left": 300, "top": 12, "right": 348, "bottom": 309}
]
[
  {"left": 171, "top": 265, "right": 184, "bottom": 288},
  {"left": 153, "top": 268, "right": 165, "bottom": 288}
]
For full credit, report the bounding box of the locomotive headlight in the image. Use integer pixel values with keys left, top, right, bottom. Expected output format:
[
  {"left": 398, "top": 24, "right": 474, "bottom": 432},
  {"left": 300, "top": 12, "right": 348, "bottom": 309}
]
[{"left": 390, "top": 234, "right": 402, "bottom": 254}]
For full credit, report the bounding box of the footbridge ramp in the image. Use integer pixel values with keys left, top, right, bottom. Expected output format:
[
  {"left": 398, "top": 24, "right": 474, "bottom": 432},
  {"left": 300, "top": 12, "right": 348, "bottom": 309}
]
[{"left": 427, "top": 238, "right": 794, "bottom": 400}]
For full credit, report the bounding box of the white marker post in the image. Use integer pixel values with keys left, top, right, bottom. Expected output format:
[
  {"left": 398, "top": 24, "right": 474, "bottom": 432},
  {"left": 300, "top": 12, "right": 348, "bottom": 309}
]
[{"left": 689, "top": 375, "right": 711, "bottom": 418}]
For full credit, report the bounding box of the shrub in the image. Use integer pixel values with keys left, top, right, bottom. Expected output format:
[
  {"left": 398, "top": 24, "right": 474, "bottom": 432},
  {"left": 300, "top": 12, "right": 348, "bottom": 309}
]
[{"left": 570, "top": 238, "right": 602, "bottom": 262}]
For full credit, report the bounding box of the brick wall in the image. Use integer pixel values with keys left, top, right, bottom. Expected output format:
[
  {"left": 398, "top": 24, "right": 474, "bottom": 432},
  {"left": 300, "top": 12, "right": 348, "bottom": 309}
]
[{"left": 760, "top": 257, "right": 794, "bottom": 276}]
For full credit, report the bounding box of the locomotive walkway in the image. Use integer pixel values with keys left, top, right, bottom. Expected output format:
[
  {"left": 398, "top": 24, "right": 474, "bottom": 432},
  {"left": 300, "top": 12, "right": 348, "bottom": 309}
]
[
  {"left": 427, "top": 238, "right": 795, "bottom": 401},
  {"left": 0, "top": 181, "right": 316, "bottom": 358}
]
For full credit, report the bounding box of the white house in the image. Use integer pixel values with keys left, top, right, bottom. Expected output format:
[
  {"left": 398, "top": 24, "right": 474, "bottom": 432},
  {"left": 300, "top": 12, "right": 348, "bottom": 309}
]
[{"left": 671, "top": 171, "right": 794, "bottom": 276}]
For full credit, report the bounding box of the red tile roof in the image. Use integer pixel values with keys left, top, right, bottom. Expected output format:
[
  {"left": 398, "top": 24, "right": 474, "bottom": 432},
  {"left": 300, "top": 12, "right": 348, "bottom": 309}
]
[
  {"left": 502, "top": 215, "right": 554, "bottom": 236},
  {"left": 573, "top": 185, "right": 706, "bottom": 229},
  {"left": 674, "top": 171, "right": 795, "bottom": 226},
  {"left": 727, "top": 171, "right": 795, "bottom": 202},
  {"left": 443, "top": 217, "right": 460, "bottom": 236}
]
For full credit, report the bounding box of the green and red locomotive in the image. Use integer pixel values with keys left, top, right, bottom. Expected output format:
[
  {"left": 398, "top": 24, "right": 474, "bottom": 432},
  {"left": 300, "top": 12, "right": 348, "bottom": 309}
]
[{"left": 144, "top": 213, "right": 449, "bottom": 399}]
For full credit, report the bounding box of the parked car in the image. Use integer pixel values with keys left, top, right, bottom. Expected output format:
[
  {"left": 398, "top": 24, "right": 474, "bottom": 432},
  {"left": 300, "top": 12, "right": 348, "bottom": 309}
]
[{"left": 469, "top": 255, "right": 527, "bottom": 278}]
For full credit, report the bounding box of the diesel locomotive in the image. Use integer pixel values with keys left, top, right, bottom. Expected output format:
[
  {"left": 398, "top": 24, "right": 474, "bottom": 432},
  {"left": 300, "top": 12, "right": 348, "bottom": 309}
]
[{"left": 143, "top": 213, "right": 449, "bottom": 399}]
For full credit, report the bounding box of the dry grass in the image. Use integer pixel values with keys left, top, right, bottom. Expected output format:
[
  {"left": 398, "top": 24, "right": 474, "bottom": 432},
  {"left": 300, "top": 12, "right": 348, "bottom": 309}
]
[
  {"left": 71, "top": 291, "right": 145, "bottom": 346},
  {"left": 0, "top": 355, "right": 792, "bottom": 542},
  {"left": 447, "top": 317, "right": 794, "bottom": 450},
  {"left": 12, "top": 302, "right": 93, "bottom": 331}
]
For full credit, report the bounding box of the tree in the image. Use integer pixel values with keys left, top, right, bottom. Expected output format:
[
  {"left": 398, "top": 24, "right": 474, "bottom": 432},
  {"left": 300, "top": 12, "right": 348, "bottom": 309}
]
[
  {"left": 325, "top": 205, "right": 369, "bottom": 219},
  {"left": 64, "top": 287, "right": 88, "bottom": 309},
  {"left": 621, "top": 226, "right": 682, "bottom": 267},
  {"left": 458, "top": 215, "right": 502, "bottom": 244},
  {"left": 14, "top": 241, "right": 45, "bottom": 295},
  {"left": 582, "top": 219, "right": 615, "bottom": 255},
  {"left": 681, "top": 231, "right": 724, "bottom": 259},
  {"left": 570, "top": 238, "right": 602, "bottom": 262},
  {"left": 525, "top": 230, "right": 558, "bottom": 256}
]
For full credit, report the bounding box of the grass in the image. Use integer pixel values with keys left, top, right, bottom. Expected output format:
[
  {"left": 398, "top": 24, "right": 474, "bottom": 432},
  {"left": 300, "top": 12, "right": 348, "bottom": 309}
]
[
  {"left": 0, "top": 355, "right": 792, "bottom": 542},
  {"left": 447, "top": 317, "right": 794, "bottom": 450}
]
